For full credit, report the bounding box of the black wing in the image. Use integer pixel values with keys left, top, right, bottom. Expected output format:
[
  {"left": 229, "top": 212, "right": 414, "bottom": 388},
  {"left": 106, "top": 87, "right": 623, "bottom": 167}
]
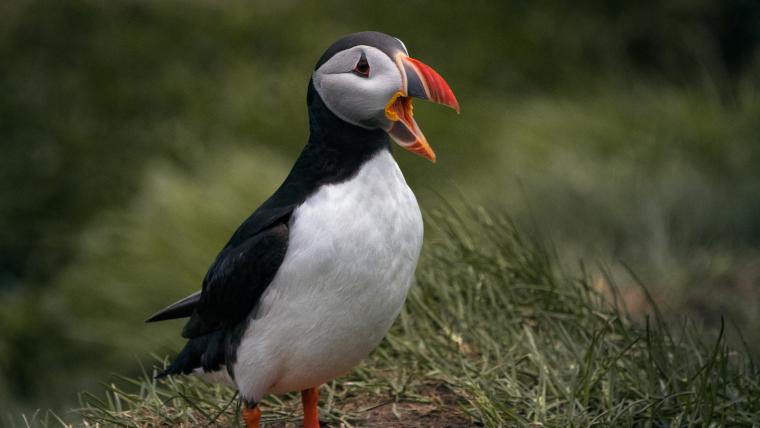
[
  {"left": 181, "top": 221, "right": 289, "bottom": 338},
  {"left": 146, "top": 201, "right": 294, "bottom": 337}
]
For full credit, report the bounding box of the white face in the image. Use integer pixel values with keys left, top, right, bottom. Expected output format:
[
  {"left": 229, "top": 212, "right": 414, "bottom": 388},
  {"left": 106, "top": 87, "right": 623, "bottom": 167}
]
[{"left": 312, "top": 45, "right": 403, "bottom": 129}]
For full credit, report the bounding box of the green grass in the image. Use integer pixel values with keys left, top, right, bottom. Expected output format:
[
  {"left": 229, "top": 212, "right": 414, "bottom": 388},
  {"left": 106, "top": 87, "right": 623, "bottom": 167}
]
[{"left": 20, "top": 206, "right": 757, "bottom": 427}]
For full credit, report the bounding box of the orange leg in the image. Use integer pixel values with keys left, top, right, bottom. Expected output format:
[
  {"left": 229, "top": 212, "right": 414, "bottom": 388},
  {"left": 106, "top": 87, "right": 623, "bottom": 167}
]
[
  {"left": 243, "top": 403, "right": 261, "bottom": 428},
  {"left": 301, "top": 386, "right": 321, "bottom": 428}
]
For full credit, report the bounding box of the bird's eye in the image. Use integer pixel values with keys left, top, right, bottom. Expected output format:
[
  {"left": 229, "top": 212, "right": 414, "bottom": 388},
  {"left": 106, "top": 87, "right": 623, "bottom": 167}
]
[{"left": 352, "top": 55, "right": 370, "bottom": 77}]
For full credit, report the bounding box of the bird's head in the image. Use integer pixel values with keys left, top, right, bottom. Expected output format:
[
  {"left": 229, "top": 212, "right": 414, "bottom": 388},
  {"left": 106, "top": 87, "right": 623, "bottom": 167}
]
[{"left": 311, "top": 31, "right": 459, "bottom": 163}]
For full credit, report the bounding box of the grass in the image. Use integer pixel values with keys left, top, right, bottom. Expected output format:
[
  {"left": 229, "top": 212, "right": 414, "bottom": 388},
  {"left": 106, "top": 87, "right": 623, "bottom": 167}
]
[{"left": 20, "top": 206, "right": 757, "bottom": 427}]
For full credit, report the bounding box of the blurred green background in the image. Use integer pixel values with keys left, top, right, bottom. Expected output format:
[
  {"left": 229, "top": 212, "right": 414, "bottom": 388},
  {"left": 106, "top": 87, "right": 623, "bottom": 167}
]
[{"left": 1, "top": 0, "right": 759, "bottom": 417}]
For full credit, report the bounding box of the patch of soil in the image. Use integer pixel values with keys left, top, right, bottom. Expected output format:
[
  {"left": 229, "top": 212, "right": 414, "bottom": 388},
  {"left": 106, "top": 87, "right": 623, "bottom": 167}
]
[{"left": 339, "top": 383, "right": 473, "bottom": 427}]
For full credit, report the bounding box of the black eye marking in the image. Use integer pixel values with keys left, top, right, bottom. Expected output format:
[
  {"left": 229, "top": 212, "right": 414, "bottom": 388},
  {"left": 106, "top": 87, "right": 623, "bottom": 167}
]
[{"left": 352, "top": 53, "right": 370, "bottom": 77}]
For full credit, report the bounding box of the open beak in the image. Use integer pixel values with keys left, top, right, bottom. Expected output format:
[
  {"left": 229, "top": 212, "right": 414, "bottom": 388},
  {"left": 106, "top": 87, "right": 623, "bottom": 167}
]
[{"left": 385, "top": 54, "right": 460, "bottom": 163}]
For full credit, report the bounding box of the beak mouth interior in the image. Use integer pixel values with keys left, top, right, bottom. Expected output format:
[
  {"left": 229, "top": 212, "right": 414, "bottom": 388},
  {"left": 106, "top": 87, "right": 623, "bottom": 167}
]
[{"left": 385, "top": 91, "right": 414, "bottom": 123}]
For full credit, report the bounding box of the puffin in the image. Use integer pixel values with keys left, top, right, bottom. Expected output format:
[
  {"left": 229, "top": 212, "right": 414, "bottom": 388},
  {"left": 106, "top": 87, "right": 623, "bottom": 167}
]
[{"left": 147, "top": 31, "right": 459, "bottom": 428}]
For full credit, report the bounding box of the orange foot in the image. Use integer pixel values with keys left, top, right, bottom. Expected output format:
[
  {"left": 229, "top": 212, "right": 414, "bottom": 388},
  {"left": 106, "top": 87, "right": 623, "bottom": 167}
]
[
  {"left": 243, "top": 403, "right": 261, "bottom": 428},
  {"left": 302, "top": 386, "right": 321, "bottom": 428}
]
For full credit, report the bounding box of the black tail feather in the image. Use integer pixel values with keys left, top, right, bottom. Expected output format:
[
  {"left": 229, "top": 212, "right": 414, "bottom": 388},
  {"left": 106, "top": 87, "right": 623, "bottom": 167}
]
[
  {"left": 156, "top": 330, "right": 227, "bottom": 379},
  {"left": 146, "top": 291, "right": 201, "bottom": 323}
]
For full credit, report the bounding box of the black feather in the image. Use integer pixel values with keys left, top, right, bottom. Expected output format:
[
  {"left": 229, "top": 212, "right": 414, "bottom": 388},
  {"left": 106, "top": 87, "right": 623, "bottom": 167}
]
[
  {"left": 156, "top": 330, "right": 225, "bottom": 378},
  {"left": 145, "top": 291, "right": 201, "bottom": 322},
  {"left": 181, "top": 222, "right": 290, "bottom": 338}
]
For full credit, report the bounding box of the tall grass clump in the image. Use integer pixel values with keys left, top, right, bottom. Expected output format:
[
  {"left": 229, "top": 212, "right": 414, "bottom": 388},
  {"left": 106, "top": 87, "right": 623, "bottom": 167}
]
[{"left": 67, "top": 206, "right": 760, "bottom": 427}]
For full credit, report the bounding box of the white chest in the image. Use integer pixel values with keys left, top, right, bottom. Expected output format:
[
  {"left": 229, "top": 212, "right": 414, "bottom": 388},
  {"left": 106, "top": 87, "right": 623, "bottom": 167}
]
[
  {"left": 232, "top": 150, "right": 423, "bottom": 401},
  {"left": 287, "top": 149, "right": 423, "bottom": 289}
]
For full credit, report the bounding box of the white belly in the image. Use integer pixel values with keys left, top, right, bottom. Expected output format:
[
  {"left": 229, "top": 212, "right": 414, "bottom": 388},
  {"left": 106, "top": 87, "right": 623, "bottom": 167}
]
[{"left": 231, "top": 150, "right": 423, "bottom": 402}]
